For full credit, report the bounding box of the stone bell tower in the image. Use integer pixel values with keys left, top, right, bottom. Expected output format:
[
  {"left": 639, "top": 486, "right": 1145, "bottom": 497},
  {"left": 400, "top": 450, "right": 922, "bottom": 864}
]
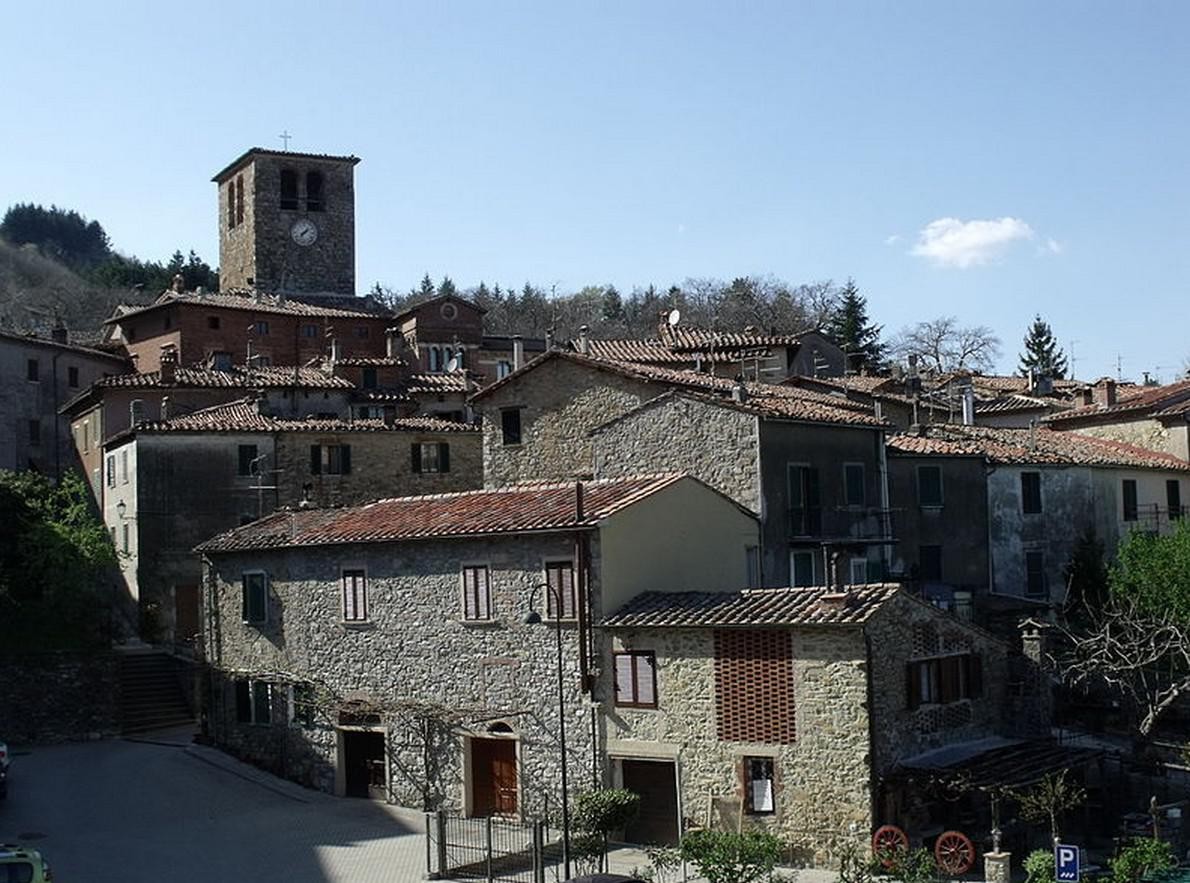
[{"left": 212, "top": 148, "right": 360, "bottom": 295}]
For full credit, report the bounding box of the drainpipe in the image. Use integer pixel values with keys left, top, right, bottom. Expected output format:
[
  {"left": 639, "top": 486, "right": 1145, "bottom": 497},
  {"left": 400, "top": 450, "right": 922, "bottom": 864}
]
[
  {"left": 574, "top": 481, "right": 591, "bottom": 694},
  {"left": 52, "top": 350, "right": 63, "bottom": 480},
  {"left": 878, "top": 431, "right": 891, "bottom": 577},
  {"left": 863, "top": 631, "right": 880, "bottom": 836}
]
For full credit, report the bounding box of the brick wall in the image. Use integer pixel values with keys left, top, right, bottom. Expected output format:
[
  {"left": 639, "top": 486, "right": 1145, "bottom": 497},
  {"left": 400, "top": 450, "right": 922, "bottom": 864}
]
[{"left": 713, "top": 630, "right": 796, "bottom": 743}]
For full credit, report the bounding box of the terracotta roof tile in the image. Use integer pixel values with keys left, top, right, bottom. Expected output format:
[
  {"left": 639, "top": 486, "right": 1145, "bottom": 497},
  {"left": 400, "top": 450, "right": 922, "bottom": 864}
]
[
  {"left": 1044, "top": 380, "right": 1190, "bottom": 425},
  {"left": 105, "top": 290, "right": 386, "bottom": 323},
  {"left": 404, "top": 372, "right": 470, "bottom": 394},
  {"left": 0, "top": 328, "right": 131, "bottom": 362},
  {"left": 95, "top": 365, "right": 353, "bottom": 390},
  {"left": 334, "top": 356, "right": 406, "bottom": 367},
  {"left": 602, "top": 583, "right": 901, "bottom": 629},
  {"left": 197, "top": 473, "right": 688, "bottom": 552},
  {"left": 887, "top": 424, "right": 1190, "bottom": 472},
  {"left": 973, "top": 395, "right": 1063, "bottom": 415},
  {"left": 135, "top": 399, "right": 476, "bottom": 434}
]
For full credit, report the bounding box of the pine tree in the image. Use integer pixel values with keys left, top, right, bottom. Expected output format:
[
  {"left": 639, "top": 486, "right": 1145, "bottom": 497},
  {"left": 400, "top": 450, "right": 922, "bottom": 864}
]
[
  {"left": 1018, "top": 314, "right": 1068, "bottom": 379},
  {"left": 438, "top": 276, "right": 458, "bottom": 298},
  {"left": 825, "top": 278, "right": 883, "bottom": 372}
]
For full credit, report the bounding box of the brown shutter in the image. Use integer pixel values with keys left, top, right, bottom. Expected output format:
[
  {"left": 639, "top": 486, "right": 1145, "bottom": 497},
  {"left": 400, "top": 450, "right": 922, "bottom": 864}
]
[
  {"left": 310, "top": 445, "right": 321, "bottom": 475},
  {"left": 411, "top": 443, "right": 422, "bottom": 473},
  {"left": 439, "top": 443, "right": 450, "bottom": 473}
]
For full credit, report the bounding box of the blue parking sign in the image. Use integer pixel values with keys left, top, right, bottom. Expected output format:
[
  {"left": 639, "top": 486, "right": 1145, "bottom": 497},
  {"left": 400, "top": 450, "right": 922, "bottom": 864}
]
[{"left": 1056, "top": 844, "right": 1080, "bottom": 882}]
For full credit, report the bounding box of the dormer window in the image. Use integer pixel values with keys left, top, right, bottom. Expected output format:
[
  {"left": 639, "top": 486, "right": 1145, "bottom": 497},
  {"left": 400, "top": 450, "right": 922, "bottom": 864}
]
[
  {"left": 280, "top": 170, "right": 299, "bottom": 210},
  {"left": 306, "top": 171, "right": 325, "bottom": 211}
]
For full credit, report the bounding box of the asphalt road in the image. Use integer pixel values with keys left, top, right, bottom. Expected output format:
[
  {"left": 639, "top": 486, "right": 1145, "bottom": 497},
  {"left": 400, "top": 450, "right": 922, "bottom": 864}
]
[{"left": 0, "top": 733, "right": 427, "bottom": 882}]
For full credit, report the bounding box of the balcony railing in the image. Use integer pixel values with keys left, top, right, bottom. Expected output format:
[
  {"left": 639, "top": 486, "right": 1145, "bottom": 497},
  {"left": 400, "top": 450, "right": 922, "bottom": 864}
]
[
  {"left": 787, "top": 506, "right": 897, "bottom": 542},
  {"left": 1127, "top": 504, "right": 1187, "bottom": 535}
]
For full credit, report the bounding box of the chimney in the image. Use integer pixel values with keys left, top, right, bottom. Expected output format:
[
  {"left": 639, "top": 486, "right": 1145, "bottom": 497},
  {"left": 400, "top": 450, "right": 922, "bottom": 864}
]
[
  {"left": 1094, "top": 378, "right": 1117, "bottom": 407},
  {"left": 575, "top": 480, "right": 585, "bottom": 522},
  {"left": 512, "top": 335, "right": 524, "bottom": 370},
  {"left": 50, "top": 324, "right": 68, "bottom": 344},
  {"left": 731, "top": 382, "right": 747, "bottom": 403},
  {"left": 171, "top": 274, "right": 186, "bottom": 294},
  {"left": 329, "top": 338, "right": 342, "bottom": 364},
  {"left": 961, "top": 385, "right": 975, "bottom": 426},
  {"left": 385, "top": 327, "right": 399, "bottom": 359},
  {"left": 129, "top": 399, "right": 145, "bottom": 427},
  {"left": 545, "top": 328, "right": 554, "bottom": 351},
  {"left": 159, "top": 346, "right": 178, "bottom": 385},
  {"left": 160, "top": 395, "right": 171, "bottom": 421},
  {"left": 1078, "top": 386, "right": 1093, "bottom": 406},
  {"left": 578, "top": 325, "right": 590, "bottom": 356}
]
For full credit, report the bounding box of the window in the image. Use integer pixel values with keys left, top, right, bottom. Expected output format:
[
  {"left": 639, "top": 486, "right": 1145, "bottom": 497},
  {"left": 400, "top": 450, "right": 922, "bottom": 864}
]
[
  {"left": 849, "top": 557, "right": 868, "bottom": 586},
  {"left": 310, "top": 444, "right": 352, "bottom": 475},
  {"left": 1021, "top": 471, "right": 1042, "bottom": 514},
  {"left": 412, "top": 442, "right": 450, "bottom": 474},
  {"left": 461, "top": 565, "right": 491, "bottom": 621},
  {"left": 744, "top": 757, "right": 775, "bottom": 815},
  {"left": 501, "top": 409, "right": 523, "bottom": 446},
  {"left": 235, "top": 680, "right": 273, "bottom": 725},
  {"left": 746, "top": 545, "right": 761, "bottom": 588},
  {"left": 1025, "top": 550, "right": 1046, "bottom": 598},
  {"left": 844, "top": 463, "right": 865, "bottom": 508},
  {"left": 497, "top": 360, "right": 513, "bottom": 379},
  {"left": 227, "top": 181, "right": 236, "bottom": 228},
  {"left": 120, "top": 449, "right": 129, "bottom": 483},
  {"left": 791, "top": 549, "right": 817, "bottom": 587},
  {"left": 242, "top": 572, "right": 267, "bottom": 624},
  {"left": 427, "top": 346, "right": 441, "bottom": 372},
  {"left": 26, "top": 358, "right": 39, "bottom": 382},
  {"left": 27, "top": 420, "right": 40, "bottom": 446},
  {"left": 254, "top": 354, "right": 272, "bottom": 367},
  {"left": 238, "top": 444, "right": 259, "bottom": 476},
  {"left": 361, "top": 367, "right": 378, "bottom": 389},
  {"left": 106, "top": 455, "right": 116, "bottom": 488},
  {"left": 613, "top": 651, "right": 657, "bottom": 708},
  {"left": 306, "top": 171, "right": 324, "bottom": 211},
  {"left": 254, "top": 320, "right": 269, "bottom": 336},
  {"left": 1122, "top": 479, "right": 1138, "bottom": 522},
  {"left": 906, "top": 653, "right": 982, "bottom": 709},
  {"left": 301, "top": 323, "right": 318, "bottom": 338},
  {"left": 68, "top": 365, "right": 79, "bottom": 388},
  {"left": 288, "top": 683, "right": 315, "bottom": 727},
  {"left": 212, "top": 351, "right": 233, "bottom": 371},
  {"left": 207, "top": 315, "right": 221, "bottom": 330},
  {"left": 787, "top": 465, "right": 821, "bottom": 536},
  {"left": 121, "top": 523, "right": 130, "bottom": 555},
  {"left": 342, "top": 569, "right": 368, "bottom": 622},
  {"left": 545, "top": 561, "right": 576, "bottom": 620},
  {"left": 918, "top": 545, "right": 942, "bottom": 582},
  {"left": 1169, "top": 480, "right": 1183, "bottom": 521},
  {"left": 917, "top": 465, "right": 943, "bottom": 507},
  {"left": 235, "top": 175, "right": 244, "bottom": 226},
  {"left": 280, "top": 169, "right": 298, "bottom": 210}
]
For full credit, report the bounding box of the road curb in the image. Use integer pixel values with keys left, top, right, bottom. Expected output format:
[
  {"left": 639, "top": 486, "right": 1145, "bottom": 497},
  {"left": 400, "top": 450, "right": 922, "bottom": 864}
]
[{"left": 183, "top": 744, "right": 313, "bottom": 804}]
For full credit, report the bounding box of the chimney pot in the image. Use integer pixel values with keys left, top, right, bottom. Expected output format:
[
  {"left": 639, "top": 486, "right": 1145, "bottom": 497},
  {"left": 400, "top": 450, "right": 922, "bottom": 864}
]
[
  {"left": 159, "top": 346, "right": 178, "bottom": 385},
  {"left": 160, "top": 395, "right": 171, "bottom": 421},
  {"left": 51, "top": 325, "right": 68, "bottom": 344},
  {"left": 731, "top": 382, "right": 747, "bottom": 403},
  {"left": 961, "top": 385, "right": 975, "bottom": 426},
  {"left": 171, "top": 274, "right": 185, "bottom": 293},
  {"left": 512, "top": 335, "right": 524, "bottom": 371},
  {"left": 578, "top": 325, "right": 590, "bottom": 356},
  {"left": 385, "top": 327, "right": 399, "bottom": 358}
]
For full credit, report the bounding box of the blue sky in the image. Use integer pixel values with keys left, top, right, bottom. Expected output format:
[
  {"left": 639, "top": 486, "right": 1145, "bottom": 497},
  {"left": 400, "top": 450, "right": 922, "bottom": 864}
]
[{"left": 4, "top": 1, "right": 1188, "bottom": 380}]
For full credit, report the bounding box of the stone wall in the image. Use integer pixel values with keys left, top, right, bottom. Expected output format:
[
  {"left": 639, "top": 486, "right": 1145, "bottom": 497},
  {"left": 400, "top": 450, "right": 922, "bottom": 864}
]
[
  {"left": 604, "top": 625, "right": 872, "bottom": 864},
  {"left": 204, "top": 533, "right": 598, "bottom": 816},
  {"left": 1061, "top": 418, "right": 1180, "bottom": 460},
  {"left": 592, "top": 394, "right": 761, "bottom": 512},
  {"left": 0, "top": 653, "right": 119, "bottom": 743},
  {"left": 478, "top": 358, "right": 659, "bottom": 487}
]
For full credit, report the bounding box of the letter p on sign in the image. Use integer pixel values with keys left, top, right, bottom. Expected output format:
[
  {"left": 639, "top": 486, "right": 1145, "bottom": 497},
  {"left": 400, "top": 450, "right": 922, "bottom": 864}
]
[{"left": 1056, "top": 844, "right": 1080, "bottom": 882}]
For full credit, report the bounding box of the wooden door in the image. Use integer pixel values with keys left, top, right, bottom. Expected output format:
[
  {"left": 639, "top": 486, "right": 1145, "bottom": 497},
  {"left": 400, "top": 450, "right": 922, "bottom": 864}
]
[
  {"left": 621, "top": 759, "right": 679, "bottom": 845},
  {"left": 472, "top": 738, "right": 518, "bottom": 816}
]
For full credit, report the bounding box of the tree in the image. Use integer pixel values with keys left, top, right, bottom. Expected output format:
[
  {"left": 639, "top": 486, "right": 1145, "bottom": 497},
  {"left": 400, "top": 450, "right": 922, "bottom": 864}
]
[
  {"left": 1063, "top": 527, "right": 1110, "bottom": 617},
  {"left": 1018, "top": 314, "right": 1068, "bottom": 379},
  {"left": 0, "top": 203, "right": 111, "bottom": 270},
  {"left": 437, "top": 276, "right": 458, "bottom": 299},
  {"left": 1009, "top": 770, "right": 1086, "bottom": 842},
  {"left": 573, "top": 788, "right": 641, "bottom": 872},
  {"left": 825, "top": 278, "right": 883, "bottom": 372},
  {"left": 678, "top": 830, "right": 784, "bottom": 883},
  {"left": 891, "top": 316, "right": 1002, "bottom": 373}
]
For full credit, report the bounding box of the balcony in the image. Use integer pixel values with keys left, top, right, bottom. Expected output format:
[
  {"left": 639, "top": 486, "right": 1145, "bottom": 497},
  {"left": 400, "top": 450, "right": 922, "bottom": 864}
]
[
  {"left": 1126, "top": 504, "right": 1187, "bottom": 536},
  {"left": 787, "top": 506, "right": 896, "bottom": 543}
]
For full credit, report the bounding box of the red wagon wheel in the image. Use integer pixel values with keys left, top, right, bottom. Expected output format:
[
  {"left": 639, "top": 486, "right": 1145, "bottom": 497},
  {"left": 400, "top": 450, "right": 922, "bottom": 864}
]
[
  {"left": 934, "top": 830, "right": 975, "bottom": 875},
  {"left": 872, "top": 825, "right": 909, "bottom": 867}
]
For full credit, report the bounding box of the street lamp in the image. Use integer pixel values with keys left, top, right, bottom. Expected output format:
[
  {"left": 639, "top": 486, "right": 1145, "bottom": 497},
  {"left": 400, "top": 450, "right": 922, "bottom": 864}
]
[{"left": 524, "top": 582, "right": 572, "bottom": 880}]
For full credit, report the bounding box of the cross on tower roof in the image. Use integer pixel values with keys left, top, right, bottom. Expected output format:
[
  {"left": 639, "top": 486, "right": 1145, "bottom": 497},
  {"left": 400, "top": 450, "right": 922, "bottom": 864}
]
[{"left": 279, "top": 130, "right": 292, "bottom": 150}]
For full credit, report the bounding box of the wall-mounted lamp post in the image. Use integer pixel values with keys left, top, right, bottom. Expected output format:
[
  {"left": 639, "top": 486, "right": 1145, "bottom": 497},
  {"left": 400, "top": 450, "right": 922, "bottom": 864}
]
[{"left": 524, "top": 581, "right": 571, "bottom": 880}]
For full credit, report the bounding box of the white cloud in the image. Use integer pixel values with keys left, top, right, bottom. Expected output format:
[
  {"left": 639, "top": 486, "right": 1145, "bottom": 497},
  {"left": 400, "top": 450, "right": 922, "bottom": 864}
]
[
  {"left": 910, "top": 216, "right": 1036, "bottom": 268},
  {"left": 884, "top": 234, "right": 901, "bottom": 245},
  {"left": 1045, "top": 237, "right": 1062, "bottom": 254}
]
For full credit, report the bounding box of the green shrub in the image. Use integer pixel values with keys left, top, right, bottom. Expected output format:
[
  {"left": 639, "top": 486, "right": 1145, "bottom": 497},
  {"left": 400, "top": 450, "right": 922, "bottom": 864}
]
[
  {"left": 679, "top": 830, "right": 784, "bottom": 883},
  {"left": 1111, "top": 839, "right": 1175, "bottom": 883},
  {"left": 1024, "top": 850, "right": 1054, "bottom": 883},
  {"left": 881, "top": 848, "right": 937, "bottom": 883}
]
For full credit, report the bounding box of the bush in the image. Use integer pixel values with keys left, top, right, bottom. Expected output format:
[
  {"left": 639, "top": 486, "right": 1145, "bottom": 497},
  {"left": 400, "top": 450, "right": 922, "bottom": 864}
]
[
  {"left": 679, "top": 829, "right": 784, "bottom": 883},
  {"left": 1024, "top": 850, "right": 1055, "bottom": 883},
  {"left": 1111, "top": 839, "right": 1175, "bottom": 883},
  {"left": 881, "top": 848, "right": 937, "bottom": 883}
]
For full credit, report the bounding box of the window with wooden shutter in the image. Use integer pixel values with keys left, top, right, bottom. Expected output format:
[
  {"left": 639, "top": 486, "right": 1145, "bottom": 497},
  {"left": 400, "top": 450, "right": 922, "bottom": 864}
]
[
  {"left": 1123, "top": 479, "right": 1138, "bottom": 521},
  {"left": 310, "top": 444, "right": 322, "bottom": 475},
  {"left": 235, "top": 680, "right": 251, "bottom": 723},
  {"left": 462, "top": 565, "right": 491, "bottom": 621},
  {"left": 252, "top": 680, "right": 272, "bottom": 725},
  {"left": 907, "top": 653, "right": 982, "bottom": 709},
  {"left": 242, "top": 572, "right": 267, "bottom": 624},
  {"left": 613, "top": 651, "right": 657, "bottom": 708},
  {"left": 545, "top": 561, "right": 576, "bottom": 620},
  {"left": 342, "top": 569, "right": 368, "bottom": 622}
]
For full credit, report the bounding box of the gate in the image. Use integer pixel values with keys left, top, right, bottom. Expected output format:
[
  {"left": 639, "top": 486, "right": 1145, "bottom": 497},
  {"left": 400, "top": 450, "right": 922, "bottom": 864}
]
[{"left": 426, "top": 811, "right": 556, "bottom": 883}]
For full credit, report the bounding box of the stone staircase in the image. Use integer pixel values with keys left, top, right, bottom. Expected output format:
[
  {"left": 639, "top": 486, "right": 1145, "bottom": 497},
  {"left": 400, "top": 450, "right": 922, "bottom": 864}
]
[{"left": 117, "top": 650, "right": 196, "bottom": 735}]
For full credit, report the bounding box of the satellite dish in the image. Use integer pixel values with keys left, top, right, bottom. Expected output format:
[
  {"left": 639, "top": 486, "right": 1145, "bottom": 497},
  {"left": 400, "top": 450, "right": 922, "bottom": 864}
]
[
  {"left": 445, "top": 356, "right": 459, "bottom": 373},
  {"left": 667, "top": 308, "right": 681, "bottom": 327}
]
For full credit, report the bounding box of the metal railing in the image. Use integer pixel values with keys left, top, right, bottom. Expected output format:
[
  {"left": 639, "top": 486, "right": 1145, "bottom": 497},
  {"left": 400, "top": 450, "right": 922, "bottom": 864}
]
[{"left": 426, "top": 811, "right": 557, "bottom": 883}]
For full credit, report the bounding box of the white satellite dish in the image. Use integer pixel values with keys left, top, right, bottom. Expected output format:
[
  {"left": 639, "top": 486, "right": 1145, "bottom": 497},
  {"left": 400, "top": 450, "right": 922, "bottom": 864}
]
[
  {"left": 667, "top": 308, "right": 681, "bottom": 327},
  {"left": 445, "top": 356, "right": 460, "bottom": 374}
]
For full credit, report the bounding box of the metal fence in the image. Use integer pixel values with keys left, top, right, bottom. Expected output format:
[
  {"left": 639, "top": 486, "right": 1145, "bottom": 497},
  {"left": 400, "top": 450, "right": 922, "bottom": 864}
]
[{"left": 426, "top": 811, "right": 557, "bottom": 883}]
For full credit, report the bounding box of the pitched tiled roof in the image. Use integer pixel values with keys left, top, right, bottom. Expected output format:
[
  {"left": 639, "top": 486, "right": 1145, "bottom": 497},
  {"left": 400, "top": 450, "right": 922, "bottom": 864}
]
[
  {"left": 105, "top": 290, "right": 385, "bottom": 323},
  {"left": 197, "top": 473, "right": 688, "bottom": 552},
  {"left": 392, "top": 293, "right": 486, "bottom": 323},
  {"left": 657, "top": 326, "right": 809, "bottom": 350},
  {"left": 93, "top": 365, "right": 353, "bottom": 389},
  {"left": 211, "top": 147, "right": 361, "bottom": 182},
  {"left": 334, "top": 356, "right": 406, "bottom": 367},
  {"left": 471, "top": 351, "right": 886, "bottom": 427},
  {"left": 602, "top": 583, "right": 901, "bottom": 629},
  {"left": 404, "top": 372, "right": 470, "bottom": 394},
  {"left": 134, "top": 399, "right": 477, "bottom": 434},
  {"left": 0, "top": 328, "right": 131, "bottom": 363},
  {"left": 887, "top": 424, "right": 1190, "bottom": 472},
  {"left": 584, "top": 339, "right": 774, "bottom": 365},
  {"left": 1044, "top": 380, "right": 1190, "bottom": 425},
  {"left": 973, "top": 395, "right": 1063, "bottom": 415}
]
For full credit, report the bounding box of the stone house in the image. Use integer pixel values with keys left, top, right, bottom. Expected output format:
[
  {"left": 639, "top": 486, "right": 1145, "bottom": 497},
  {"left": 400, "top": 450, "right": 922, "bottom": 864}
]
[
  {"left": 470, "top": 350, "right": 881, "bottom": 490},
  {"left": 888, "top": 424, "right": 1190, "bottom": 611},
  {"left": 601, "top": 583, "right": 1037, "bottom": 860},
  {"left": 196, "top": 474, "right": 759, "bottom": 816},
  {"left": 105, "top": 398, "right": 480, "bottom": 645},
  {"left": 0, "top": 327, "right": 129, "bottom": 478},
  {"left": 589, "top": 389, "right": 893, "bottom": 588},
  {"left": 1044, "top": 377, "right": 1190, "bottom": 461}
]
